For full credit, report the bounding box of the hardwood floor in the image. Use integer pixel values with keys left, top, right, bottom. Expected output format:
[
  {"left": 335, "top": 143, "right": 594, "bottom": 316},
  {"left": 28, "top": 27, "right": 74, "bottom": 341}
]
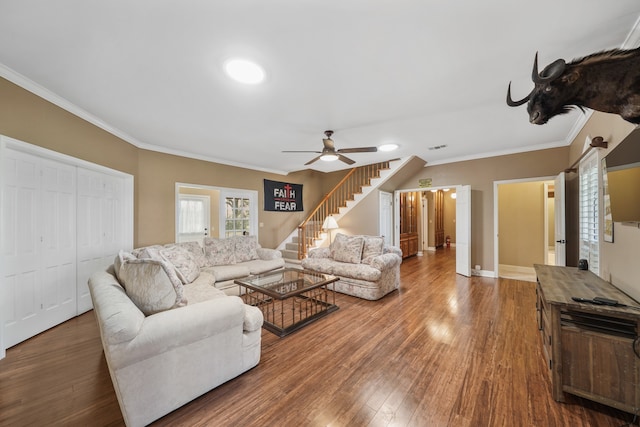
[{"left": 0, "top": 248, "right": 636, "bottom": 426}]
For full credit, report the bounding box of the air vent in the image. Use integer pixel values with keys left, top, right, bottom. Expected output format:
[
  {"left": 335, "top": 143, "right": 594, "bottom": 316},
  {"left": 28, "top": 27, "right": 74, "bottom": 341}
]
[{"left": 428, "top": 144, "right": 448, "bottom": 150}]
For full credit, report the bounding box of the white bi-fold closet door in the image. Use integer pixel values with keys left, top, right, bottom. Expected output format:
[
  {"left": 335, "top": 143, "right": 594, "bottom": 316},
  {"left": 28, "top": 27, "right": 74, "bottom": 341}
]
[
  {"left": 1, "top": 136, "right": 133, "bottom": 350},
  {"left": 76, "top": 168, "right": 130, "bottom": 314},
  {"left": 2, "top": 149, "right": 77, "bottom": 347}
]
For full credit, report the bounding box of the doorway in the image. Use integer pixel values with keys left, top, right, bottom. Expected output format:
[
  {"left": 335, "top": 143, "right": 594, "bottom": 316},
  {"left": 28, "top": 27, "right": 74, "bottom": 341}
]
[
  {"left": 394, "top": 185, "right": 471, "bottom": 277},
  {"left": 494, "top": 177, "right": 555, "bottom": 281},
  {"left": 175, "top": 183, "right": 258, "bottom": 243}
]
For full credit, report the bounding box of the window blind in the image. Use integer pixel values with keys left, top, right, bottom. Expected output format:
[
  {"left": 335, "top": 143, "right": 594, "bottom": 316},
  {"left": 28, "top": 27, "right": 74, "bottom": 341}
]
[{"left": 578, "top": 151, "right": 599, "bottom": 275}]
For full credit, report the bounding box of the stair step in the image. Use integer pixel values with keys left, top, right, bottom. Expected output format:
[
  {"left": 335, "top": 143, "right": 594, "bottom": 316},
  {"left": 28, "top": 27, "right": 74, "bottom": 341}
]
[{"left": 280, "top": 249, "right": 299, "bottom": 260}]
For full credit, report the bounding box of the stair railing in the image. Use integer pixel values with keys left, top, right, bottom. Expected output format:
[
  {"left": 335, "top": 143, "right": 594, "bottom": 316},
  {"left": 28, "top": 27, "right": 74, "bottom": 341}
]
[{"left": 296, "top": 161, "right": 391, "bottom": 259}]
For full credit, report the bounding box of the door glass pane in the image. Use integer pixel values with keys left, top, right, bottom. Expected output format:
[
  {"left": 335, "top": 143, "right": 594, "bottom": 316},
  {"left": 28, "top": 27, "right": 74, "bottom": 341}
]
[{"left": 225, "top": 196, "right": 252, "bottom": 237}]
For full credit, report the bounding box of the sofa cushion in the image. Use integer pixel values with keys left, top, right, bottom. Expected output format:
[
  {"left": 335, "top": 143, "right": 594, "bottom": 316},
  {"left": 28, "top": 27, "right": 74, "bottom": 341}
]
[
  {"left": 119, "top": 258, "right": 187, "bottom": 315},
  {"left": 330, "top": 233, "right": 364, "bottom": 264},
  {"left": 177, "top": 241, "right": 208, "bottom": 268},
  {"left": 301, "top": 257, "right": 335, "bottom": 274},
  {"left": 361, "top": 236, "right": 385, "bottom": 264},
  {"left": 182, "top": 273, "right": 227, "bottom": 304},
  {"left": 160, "top": 245, "right": 200, "bottom": 284},
  {"left": 203, "top": 237, "right": 236, "bottom": 266},
  {"left": 232, "top": 235, "right": 259, "bottom": 262},
  {"left": 242, "top": 258, "right": 285, "bottom": 275},
  {"left": 203, "top": 264, "right": 251, "bottom": 282},
  {"left": 330, "top": 261, "right": 382, "bottom": 282}
]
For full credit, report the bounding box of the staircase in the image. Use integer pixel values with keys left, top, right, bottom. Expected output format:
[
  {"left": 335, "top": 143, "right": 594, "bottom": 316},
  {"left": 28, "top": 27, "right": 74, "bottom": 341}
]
[{"left": 278, "top": 157, "right": 409, "bottom": 264}]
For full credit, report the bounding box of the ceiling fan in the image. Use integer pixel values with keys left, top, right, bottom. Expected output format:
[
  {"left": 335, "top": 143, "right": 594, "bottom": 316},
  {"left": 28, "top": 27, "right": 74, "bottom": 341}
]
[{"left": 283, "top": 130, "right": 377, "bottom": 165}]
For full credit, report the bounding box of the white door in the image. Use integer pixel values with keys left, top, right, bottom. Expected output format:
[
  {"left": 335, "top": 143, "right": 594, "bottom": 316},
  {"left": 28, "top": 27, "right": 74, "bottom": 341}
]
[
  {"left": 554, "top": 172, "right": 566, "bottom": 266},
  {"left": 379, "top": 191, "right": 393, "bottom": 246},
  {"left": 76, "top": 168, "right": 129, "bottom": 314},
  {"left": 2, "top": 149, "right": 77, "bottom": 347},
  {"left": 177, "top": 194, "right": 210, "bottom": 244},
  {"left": 220, "top": 190, "right": 258, "bottom": 237},
  {"left": 456, "top": 185, "right": 472, "bottom": 277},
  {"left": 40, "top": 159, "right": 77, "bottom": 325}
]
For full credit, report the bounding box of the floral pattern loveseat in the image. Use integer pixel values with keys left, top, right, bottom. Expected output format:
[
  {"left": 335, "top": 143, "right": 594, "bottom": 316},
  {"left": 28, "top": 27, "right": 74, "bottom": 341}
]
[{"left": 301, "top": 233, "right": 402, "bottom": 300}]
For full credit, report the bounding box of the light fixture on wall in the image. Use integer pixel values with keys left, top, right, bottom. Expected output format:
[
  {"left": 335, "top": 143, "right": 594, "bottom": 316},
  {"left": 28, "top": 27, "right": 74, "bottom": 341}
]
[{"left": 322, "top": 215, "right": 339, "bottom": 244}]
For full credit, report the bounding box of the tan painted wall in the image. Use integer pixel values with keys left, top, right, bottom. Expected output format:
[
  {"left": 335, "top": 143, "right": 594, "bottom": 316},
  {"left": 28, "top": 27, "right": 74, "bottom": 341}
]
[
  {"left": 498, "top": 181, "right": 545, "bottom": 267},
  {"left": 443, "top": 190, "right": 456, "bottom": 243},
  {"left": 0, "top": 77, "right": 340, "bottom": 249},
  {"left": 547, "top": 194, "right": 555, "bottom": 247},
  {"left": 568, "top": 112, "right": 640, "bottom": 302},
  {"left": 397, "top": 147, "right": 569, "bottom": 272}
]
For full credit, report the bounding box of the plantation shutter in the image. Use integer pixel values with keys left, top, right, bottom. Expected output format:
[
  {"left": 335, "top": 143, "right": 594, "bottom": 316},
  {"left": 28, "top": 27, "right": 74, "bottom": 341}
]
[{"left": 578, "top": 151, "right": 599, "bottom": 275}]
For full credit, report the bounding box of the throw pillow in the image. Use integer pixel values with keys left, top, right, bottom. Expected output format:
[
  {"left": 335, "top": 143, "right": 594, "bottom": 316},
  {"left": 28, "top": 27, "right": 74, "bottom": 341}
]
[
  {"left": 160, "top": 245, "right": 200, "bottom": 284},
  {"left": 113, "top": 250, "right": 136, "bottom": 284},
  {"left": 132, "top": 244, "right": 164, "bottom": 260},
  {"left": 119, "top": 258, "right": 187, "bottom": 316},
  {"left": 232, "top": 235, "right": 259, "bottom": 262},
  {"left": 177, "top": 241, "right": 208, "bottom": 268},
  {"left": 361, "top": 236, "right": 385, "bottom": 264},
  {"left": 330, "top": 233, "right": 365, "bottom": 264},
  {"left": 203, "top": 237, "right": 236, "bottom": 266}
]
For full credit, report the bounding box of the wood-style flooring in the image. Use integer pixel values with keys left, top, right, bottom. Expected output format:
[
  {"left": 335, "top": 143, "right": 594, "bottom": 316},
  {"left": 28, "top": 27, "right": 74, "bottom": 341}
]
[{"left": 0, "top": 249, "right": 636, "bottom": 426}]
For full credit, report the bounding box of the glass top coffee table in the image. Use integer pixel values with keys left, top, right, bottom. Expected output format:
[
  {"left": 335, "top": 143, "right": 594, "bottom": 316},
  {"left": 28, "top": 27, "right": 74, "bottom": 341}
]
[{"left": 235, "top": 268, "right": 339, "bottom": 337}]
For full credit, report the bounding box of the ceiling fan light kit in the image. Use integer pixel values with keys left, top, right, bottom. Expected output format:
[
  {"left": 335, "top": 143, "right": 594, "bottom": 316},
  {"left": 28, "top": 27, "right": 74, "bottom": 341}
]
[
  {"left": 378, "top": 143, "right": 399, "bottom": 152},
  {"left": 320, "top": 153, "right": 339, "bottom": 162},
  {"left": 283, "top": 130, "right": 379, "bottom": 166}
]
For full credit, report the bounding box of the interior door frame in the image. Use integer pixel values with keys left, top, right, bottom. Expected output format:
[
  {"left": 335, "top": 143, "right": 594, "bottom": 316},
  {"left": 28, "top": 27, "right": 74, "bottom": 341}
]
[
  {"left": 379, "top": 191, "right": 393, "bottom": 246},
  {"left": 394, "top": 185, "right": 470, "bottom": 274},
  {"left": 175, "top": 183, "right": 259, "bottom": 242},
  {"left": 493, "top": 175, "right": 555, "bottom": 278}
]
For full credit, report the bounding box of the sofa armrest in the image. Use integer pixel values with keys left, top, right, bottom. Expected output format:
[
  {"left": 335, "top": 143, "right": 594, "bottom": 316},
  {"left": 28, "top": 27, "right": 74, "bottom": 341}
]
[
  {"left": 307, "top": 247, "right": 331, "bottom": 258},
  {"left": 243, "top": 305, "right": 264, "bottom": 332},
  {"left": 109, "top": 296, "right": 246, "bottom": 368},
  {"left": 369, "top": 253, "right": 402, "bottom": 271},
  {"left": 256, "top": 247, "right": 282, "bottom": 260},
  {"left": 383, "top": 245, "right": 403, "bottom": 258}
]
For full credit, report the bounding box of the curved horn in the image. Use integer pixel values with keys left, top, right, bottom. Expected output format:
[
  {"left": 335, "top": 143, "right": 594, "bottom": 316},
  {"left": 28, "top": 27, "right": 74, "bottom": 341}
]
[
  {"left": 506, "top": 82, "right": 531, "bottom": 107},
  {"left": 532, "top": 52, "right": 566, "bottom": 84}
]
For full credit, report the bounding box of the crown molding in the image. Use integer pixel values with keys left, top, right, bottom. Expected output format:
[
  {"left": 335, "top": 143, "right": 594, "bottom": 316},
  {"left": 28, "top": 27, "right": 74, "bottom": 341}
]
[{"left": 0, "top": 62, "right": 293, "bottom": 175}]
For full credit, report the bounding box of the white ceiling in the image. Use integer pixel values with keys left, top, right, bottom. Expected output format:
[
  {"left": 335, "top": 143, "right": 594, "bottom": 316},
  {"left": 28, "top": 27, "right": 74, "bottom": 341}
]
[{"left": 1, "top": 1, "right": 640, "bottom": 174}]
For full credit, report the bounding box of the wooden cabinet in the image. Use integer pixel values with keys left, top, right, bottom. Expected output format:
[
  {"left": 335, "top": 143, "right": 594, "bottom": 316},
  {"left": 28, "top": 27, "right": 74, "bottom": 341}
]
[
  {"left": 433, "top": 190, "right": 445, "bottom": 247},
  {"left": 534, "top": 264, "right": 640, "bottom": 413},
  {"left": 399, "top": 192, "right": 418, "bottom": 258}
]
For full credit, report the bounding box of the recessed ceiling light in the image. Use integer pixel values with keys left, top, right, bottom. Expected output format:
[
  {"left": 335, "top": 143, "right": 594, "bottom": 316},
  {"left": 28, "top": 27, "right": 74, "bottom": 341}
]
[
  {"left": 224, "top": 58, "right": 265, "bottom": 84},
  {"left": 378, "top": 143, "right": 399, "bottom": 152}
]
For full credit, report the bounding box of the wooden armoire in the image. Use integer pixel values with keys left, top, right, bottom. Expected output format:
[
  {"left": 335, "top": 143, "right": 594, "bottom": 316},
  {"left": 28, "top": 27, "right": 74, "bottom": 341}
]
[{"left": 399, "top": 192, "right": 419, "bottom": 258}]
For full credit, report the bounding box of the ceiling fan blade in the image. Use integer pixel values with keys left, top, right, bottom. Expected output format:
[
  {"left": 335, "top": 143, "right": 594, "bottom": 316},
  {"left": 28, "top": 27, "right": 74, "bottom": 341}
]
[
  {"left": 337, "top": 146, "right": 378, "bottom": 154},
  {"left": 337, "top": 154, "right": 355, "bottom": 165},
  {"left": 282, "top": 150, "right": 322, "bottom": 153},
  {"left": 305, "top": 155, "right": 323, "bottom": 165}
]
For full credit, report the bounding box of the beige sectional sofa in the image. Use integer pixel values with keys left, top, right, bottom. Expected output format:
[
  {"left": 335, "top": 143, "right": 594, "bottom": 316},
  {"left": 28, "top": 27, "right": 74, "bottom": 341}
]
[
  {"left": 301, "top": 233, "right": 402, "bottom": 300},
  {"left": 88, "top": 235, "right": 283, "bottom": 427}
]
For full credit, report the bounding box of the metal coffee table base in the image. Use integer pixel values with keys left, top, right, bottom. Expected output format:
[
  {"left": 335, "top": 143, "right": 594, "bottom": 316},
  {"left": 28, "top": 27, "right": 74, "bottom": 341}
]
[{"left": 240, "top": 282, "right": 338, "bottom": 337}]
